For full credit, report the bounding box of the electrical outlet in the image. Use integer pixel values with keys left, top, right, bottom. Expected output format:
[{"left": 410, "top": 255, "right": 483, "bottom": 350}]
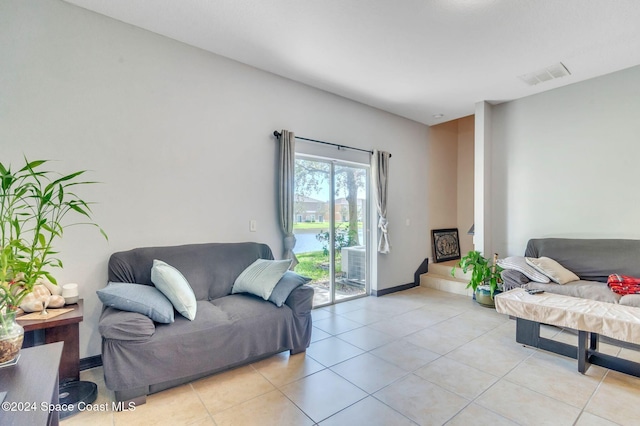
[{"left": 249, "top": 220, "right": 257, "bottom": 232}]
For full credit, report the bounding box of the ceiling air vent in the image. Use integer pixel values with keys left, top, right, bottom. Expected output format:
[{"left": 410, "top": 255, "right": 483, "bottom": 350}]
[{"left": 518, "top": 62, "right": 571, "bottom": 86}]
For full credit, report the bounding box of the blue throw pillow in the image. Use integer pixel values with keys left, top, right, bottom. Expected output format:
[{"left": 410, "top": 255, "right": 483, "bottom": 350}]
[
  {"left": 96, "top": 282, "right": 175, "bottom": 323},
  {"left": 269, "top": 271, "right": 311, "bottom": 307}
]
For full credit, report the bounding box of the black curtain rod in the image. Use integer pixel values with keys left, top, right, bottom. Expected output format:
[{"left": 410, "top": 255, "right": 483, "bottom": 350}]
[{"left": 273, "top": 131, "right": 391, "bottom": 157}]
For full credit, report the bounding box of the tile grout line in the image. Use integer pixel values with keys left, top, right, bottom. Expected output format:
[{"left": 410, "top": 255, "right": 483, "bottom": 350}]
[
  {"left": 325, "top": 299, "right": 504, "bottom": 424},
  {"left": 573, "top": 368, "right": 612, "bottom": 425},
  {"left": 250, "top": 358, "right": 323, "bottom": 424},
  {"left": 310, "top": 304, "right": 439, "bottom": 424},
  {"left": 188, "top": 381, "right": 219, "bottom": 425}
]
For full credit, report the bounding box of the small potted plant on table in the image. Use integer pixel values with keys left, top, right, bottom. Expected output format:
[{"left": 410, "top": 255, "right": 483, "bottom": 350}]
[
  {"left": 1, "top": 158, "right": 106, "bottom": 365},
  {"left": 452, "top": 251, "right": 503, "bottom": 308}
]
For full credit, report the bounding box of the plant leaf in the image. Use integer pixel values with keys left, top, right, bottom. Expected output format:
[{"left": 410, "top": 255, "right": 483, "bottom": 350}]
[
  {"left": 19, "top": 159, "right": 47, "bottom": 172},
  {"left": 68, "top": 203, "right": 90, "bottom": 217},
  {"left": 43, "top": 271, "right": 57, "bottom": 284},
  {"left": 37, "top": 233, "right": 46, "bottom": 248}
]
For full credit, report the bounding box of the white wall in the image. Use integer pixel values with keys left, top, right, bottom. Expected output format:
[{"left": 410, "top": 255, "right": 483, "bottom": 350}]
[
  {"left": 474, "top": 102, "right": 493, "bottom": 257},
  {"left": 456, "top": 116, "right": 474, "bottom": 256},
  {"left": 0, "top": 0, "right": 430, "bottom": 358},
  {"left": 491, "top": 65, "right": 640, "bottom": 257}
]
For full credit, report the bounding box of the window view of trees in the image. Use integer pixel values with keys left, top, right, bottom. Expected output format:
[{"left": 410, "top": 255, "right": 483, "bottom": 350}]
[{"left": 295, "top": 159, "right": 364, "bottom": 244}]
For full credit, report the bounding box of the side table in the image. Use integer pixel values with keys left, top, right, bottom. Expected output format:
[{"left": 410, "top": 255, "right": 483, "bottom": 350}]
[
  {"left": 17, "top": 300, "right": 97, "bottom": 419},
  {"left": 0, "top": 342, "right": 63, "bottom": 426},
  {"left": 18, "top": 300, "right": 84, "bottom": 381}
]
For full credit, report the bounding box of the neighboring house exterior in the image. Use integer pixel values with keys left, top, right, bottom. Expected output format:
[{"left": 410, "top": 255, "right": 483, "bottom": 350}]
[
  {"left": 294, "top": 196, "right": 365, "bottom": 223},
  {"left": 294, "top": 196, "right": 328, "bottom": 223},
  {"left": 335, "top": 198, "right": 365, "bottom": 222}
]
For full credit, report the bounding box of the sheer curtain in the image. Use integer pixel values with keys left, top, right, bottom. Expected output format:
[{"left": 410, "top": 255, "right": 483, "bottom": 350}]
[
  {"left": 372, "top": 150, "right": 391, "bottom": 253},
  {"left": 278, "top": 129, "right": 298, "bottom": 268}
]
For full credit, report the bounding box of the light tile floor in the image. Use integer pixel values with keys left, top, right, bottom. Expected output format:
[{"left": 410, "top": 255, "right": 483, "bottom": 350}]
[{"left": 61, "top": 287, "right": 640, "bottom": 425}]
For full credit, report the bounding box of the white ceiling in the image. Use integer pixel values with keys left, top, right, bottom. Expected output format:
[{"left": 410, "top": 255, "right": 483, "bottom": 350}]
[{"left": 64, "top": 0, "right": 640, "bottom": 126}]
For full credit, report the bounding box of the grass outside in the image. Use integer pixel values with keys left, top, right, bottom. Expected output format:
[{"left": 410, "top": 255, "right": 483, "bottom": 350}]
[
  {"left": 296, "top": 250, "right": 365, "bottom": 299},
  {"left": 294, "top": 222, "right": 330, "bottom": 230},
  {"left": 293, "top": 222, "right": 363, "bottom": 230},
  {"left": 295, "top": 250, "right": 341, "bottom": 281}
]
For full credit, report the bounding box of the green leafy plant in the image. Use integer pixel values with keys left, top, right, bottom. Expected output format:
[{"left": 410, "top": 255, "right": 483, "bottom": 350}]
[
  {"left": 0, "top": 158, "right": 107, "bottom": 313},
  {"left": 451, "top": 250, "right": 503, "bottom": 297},
  {"left": 315, "top": 223, "right": 358, "bottom": 256}
]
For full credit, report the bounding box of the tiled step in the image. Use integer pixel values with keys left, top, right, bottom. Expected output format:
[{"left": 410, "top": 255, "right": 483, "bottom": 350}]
[
  {"left": 428, "top": 260, "right": 471, "bottom": 280},
  {"left": 420, "top": 260, "right": 474, "bottom": 297}
]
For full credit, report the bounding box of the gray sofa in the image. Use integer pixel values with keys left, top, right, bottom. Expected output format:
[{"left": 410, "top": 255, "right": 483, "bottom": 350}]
[
  {"left": 502, "top": 238, "right": 640, "bottom": 308},
  {"left": 99, "top": 242, "right": 313, "bottom": 404}
]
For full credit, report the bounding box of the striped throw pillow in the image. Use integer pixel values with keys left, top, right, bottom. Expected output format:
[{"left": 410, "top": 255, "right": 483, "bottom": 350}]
[
  {"left": 232, "top": 259, "right": 292, "bottom": 300},
  {"left": 497, "top": 256, "right": 550, "bottom": 283}
]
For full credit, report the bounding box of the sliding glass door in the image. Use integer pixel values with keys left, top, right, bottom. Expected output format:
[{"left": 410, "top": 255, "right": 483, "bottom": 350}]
[{"left": 293, "top": 156, "right": 369, "bottom": 307}]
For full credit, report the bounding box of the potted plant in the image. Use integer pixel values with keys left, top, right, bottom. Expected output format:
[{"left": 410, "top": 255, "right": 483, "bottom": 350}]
[
  {"left": 0, "top": 158, "right": 106, "bottom": 364},
  {"left": 451, "top": 251, "right": 503, "bottom": 307}
]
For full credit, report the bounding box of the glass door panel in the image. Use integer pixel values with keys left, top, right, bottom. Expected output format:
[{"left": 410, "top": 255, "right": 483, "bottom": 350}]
[
  {"left": 293, "top": 156, "right": 369, "bottom": 307},
  {"left": 334, "top": 164, "right": 367, "bottom": 302},
  {"left": 293, "top": 157, "right": 331, "bottom": 306}
]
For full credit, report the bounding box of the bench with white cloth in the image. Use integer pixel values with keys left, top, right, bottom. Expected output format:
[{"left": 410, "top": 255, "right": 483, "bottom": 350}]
[{"left": 495, "top": 288, "right": 640, "bottom": 376}]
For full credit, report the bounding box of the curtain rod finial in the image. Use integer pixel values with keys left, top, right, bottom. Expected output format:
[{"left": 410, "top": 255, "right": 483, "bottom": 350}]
[{"left": 273, "top": 130, "right": 281, "bottom": 138}]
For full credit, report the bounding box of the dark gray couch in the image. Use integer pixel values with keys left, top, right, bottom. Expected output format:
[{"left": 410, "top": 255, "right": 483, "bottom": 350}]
[
  {"left": 99, "top": 242, "right": 313, "bottom": 405},
  {"left": 502, "top": 238, "right": 640, "bottom": 308}
]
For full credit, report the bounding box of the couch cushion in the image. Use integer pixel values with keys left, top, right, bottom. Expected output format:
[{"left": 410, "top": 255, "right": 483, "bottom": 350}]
[
  {"left": 619, "top": 294, "right": 640, "bottom": 308},
  {"left": 152, "top": 300, "right": 233, "bottom": 340},
  {"left": 232, "top": 259, "right": 292, "bottom": 300},
  {"left": 97, "top": 282, "right": 175, "bottom": 323},
  {"left": 211, "top": 293, "right": 293, "bottom": 323},
  {"left": 526, "top": 280, "right": 622, "bottom": 304},
  {"left": 151, "top": 260, "right": 197, "bottom": 320}
]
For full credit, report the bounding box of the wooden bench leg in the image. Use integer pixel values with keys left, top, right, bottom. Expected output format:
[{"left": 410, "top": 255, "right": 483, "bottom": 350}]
[
  {"left": 590, "top": 333, "right": 599, "bottom": 351},
  {"left": 578, "top": 331, "right": 590, "bottom": 374},
  {"left": 515, "top": 318, "right": 540, "bottom": 347},
  {"left": 516, "top": 318, "right": 577, "bottom": 359}
]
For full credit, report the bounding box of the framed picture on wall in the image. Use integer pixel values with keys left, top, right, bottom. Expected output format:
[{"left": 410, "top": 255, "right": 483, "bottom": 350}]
[{"left": 431, "top": 228, "right": 461, "bottom": 263}]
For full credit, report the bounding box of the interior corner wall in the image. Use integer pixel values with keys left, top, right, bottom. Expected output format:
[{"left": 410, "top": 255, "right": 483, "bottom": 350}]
[
  {"left": 0, "top": 0, "right": 430, "bottom": 358},
  {"left": 456, "top": 116, "right": 474, "bottom": 256},
  {"left": 427, "top": 120, "right": 458, "bottom": 260},
  {"left": 491, "top": 65, "right": 640, "bottom": 257},
  {"left": 427, "top": 117, "right": 475, "bottom": 261},
  {"left": 474, "top": 101, "right": 493, "bottom": 257}
]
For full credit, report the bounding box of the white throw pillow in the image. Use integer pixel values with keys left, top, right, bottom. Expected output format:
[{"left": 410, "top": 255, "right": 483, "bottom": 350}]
[
  {"left": 497, "top": 256, "right": 550, "bottom": 283},
  {"left": 151, "top": 259, "right": 197, "bottom": 320},
  {"left": 525, "top": 257, "right": 579, "bottom": 285},
  {"left": 232, "top": 259, "right": 292, "bottom": 300}
]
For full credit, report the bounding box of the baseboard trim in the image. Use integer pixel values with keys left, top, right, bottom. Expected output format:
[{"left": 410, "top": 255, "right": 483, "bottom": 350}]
[
  {"left": 80, "top": 354, "right": 103, "bottom": 371},
  {"left": 414, "top": 258, "right": 430, "bottom": 286},
  {"left": 372, "top": 258, "right": 430, "bottom": 297},
  {"left": 372, "top": 282, "right": 416, "bottom": 297}
]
